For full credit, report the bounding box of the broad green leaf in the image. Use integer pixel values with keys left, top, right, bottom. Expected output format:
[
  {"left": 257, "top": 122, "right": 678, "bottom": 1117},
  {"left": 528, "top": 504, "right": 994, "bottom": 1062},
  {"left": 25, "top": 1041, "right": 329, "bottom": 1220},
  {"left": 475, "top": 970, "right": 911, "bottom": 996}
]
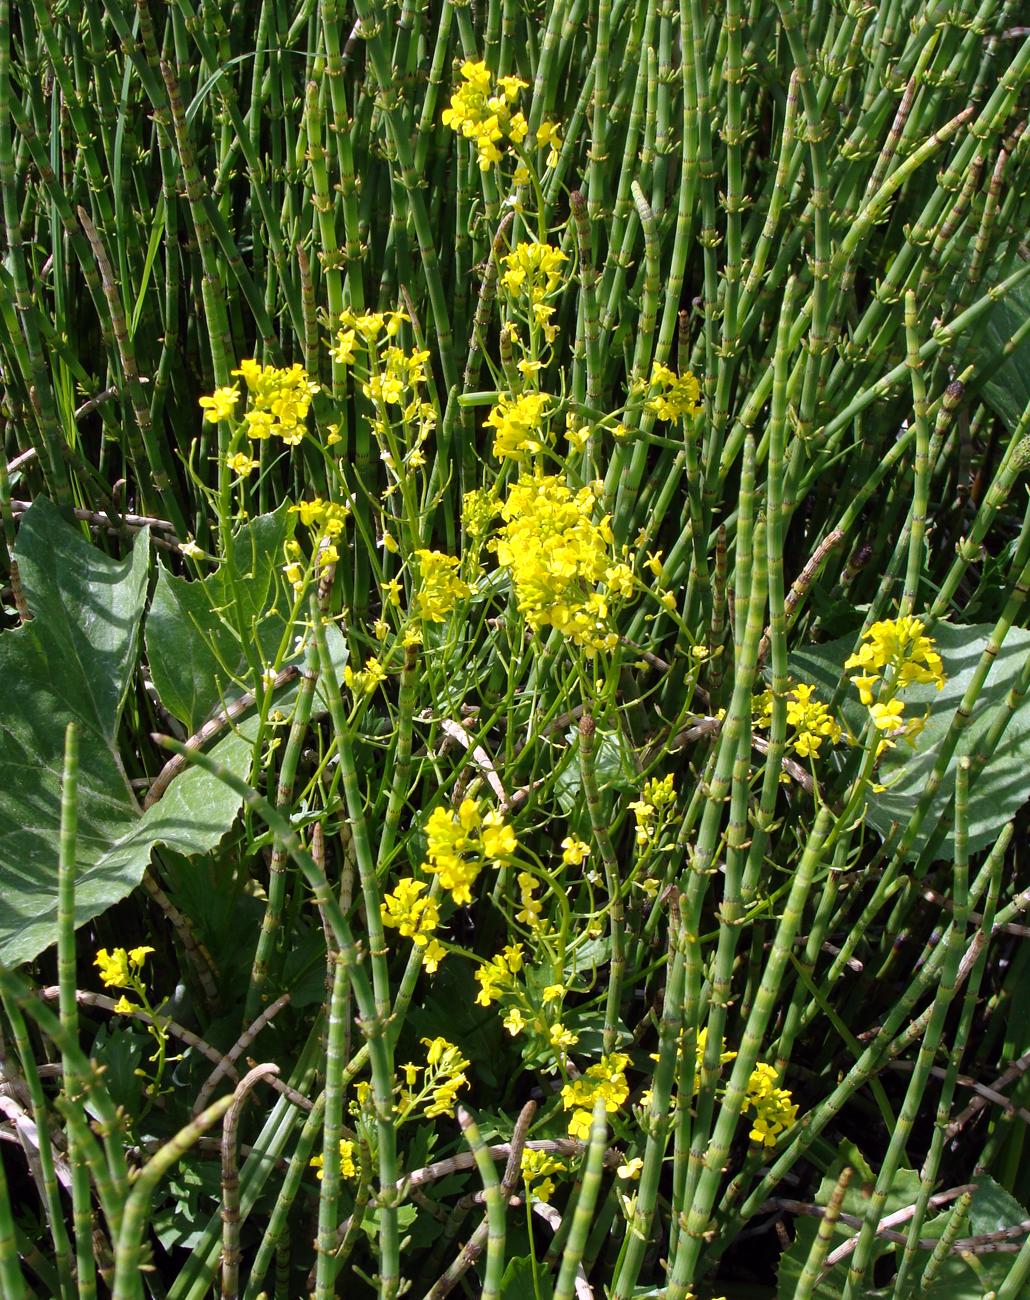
[
  {"left": 959, "top": 255, "right": 1030, "bottom": 434},
  {"left": 776, "top": 1162, "right": 923, "bottom": 1299},
  {"left": 777, "top": 1162, "right": 1028, "bottom": 1299},
  {"left": 0, "top": 501, "right": 338, "bottom": 968},
  {"left": 790, "top": 622, "right": 1030, "bottom": 860},
  {"left": 146, "top": 504, "right": 297, "bottom": 729},
  {"left": 500, "top": 1255, "right": 554, "bottom": 1298}
]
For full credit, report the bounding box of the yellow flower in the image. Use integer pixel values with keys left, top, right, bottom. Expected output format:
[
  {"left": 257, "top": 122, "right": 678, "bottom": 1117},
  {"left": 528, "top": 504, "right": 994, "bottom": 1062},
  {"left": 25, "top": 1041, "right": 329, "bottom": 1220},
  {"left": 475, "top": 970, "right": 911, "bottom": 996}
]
[
  {"left": 485, "top": 391, "right": 551, "bottom": 460},
  {"left": 199, "top": 385, "right": 240, "bottom": 423},
  {"left": 500, "top": 241, "right": 567, "bottom": 304},
  {"left": 503, "top": 1007, "right": 527, "bottom": 1036},
  {"left": 413, "top": 550, "right": 470, "bottom": 622},
  {"left": 617, "top": 1157, "right": 644, "bottom": 1180},
  {"left": 310, "top": 1139, "right": 358, "bottom": 1181},
  {"left": 549, "top": 1022, "right": 579, "bottom": 1051},
  {"left": 536, "top": 120, "right": 563, "bottom": 168},
  {"left": 94, "top": 948, "right": 131, "bottom": 989},
  {"left": 521, "top": 1146, "right": 565, "bottom": 1203},
  {"left": 421, "top": 938, "right": 447, "bottom": 974},
  {"left": 226, "top": 451, "right": 259, "bottom": 476},
  {"left": 647, "top": 363, "right": 701, "bottom": 422},
  {"left": 561, "top": 836, "right": 590, "bottom": 866},
  {"left": 871, "top": 698, "right": 906, "bottom": 733}
]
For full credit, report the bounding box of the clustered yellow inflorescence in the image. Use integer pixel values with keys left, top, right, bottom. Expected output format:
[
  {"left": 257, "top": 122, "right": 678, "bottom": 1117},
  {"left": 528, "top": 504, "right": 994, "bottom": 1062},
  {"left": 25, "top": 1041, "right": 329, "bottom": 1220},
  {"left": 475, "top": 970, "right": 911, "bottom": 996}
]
[
  {"left": 628, "top": 773, "right": 677, "bottom": 847},
  {"left": 441, "top": 61, "right": 562, "bottom": 175},
  {"left": 380, "top": 878, "right": 447, "bottom": 973},
  {"left": 743, "top": 1063, "right": 799, "bottom": 1148},
  {"left": 752, "top": 681, "right": 842, "bottom": 760},
  {"left": 499, "top": 241, "right": 567, "bottom": 345},
  {"left": 646, "top": 362, "right": 702, "bottom": 422},
  {"left": 494, "top": 475, "right": 625, "bottom": 653},
  {"left": 681, "top": 1031, "right": 798, "bottom": 1149},
  {"left": 94, "top": 945, "right": 155, "bottom": 1016},
  {"left": 474, "top": 943, "right": 525, "bottom": 1007},
  {"left": 560, "top": 1052, "right": 632, "bottom": 1140},
  {"left": 485, "top": 391, "right": 552, "bottom": 461},
  {"left": 309, "top": 1139, "right": 358, "bottom": 1182},
  {"left": 399, "top": 1036, "right": 471, "bottom": 1120},
  {"left": 413, "top": 549, "right": 470, "bottom": 622},
  {"left": 421, "top": 797, "right": 518, "bottom": 906},
  {"left": 845, "top": 615, "right": 945, "bottom": 745},
  {"left": 520, "top": 1146, "right": 567, "bottom": 1203}
]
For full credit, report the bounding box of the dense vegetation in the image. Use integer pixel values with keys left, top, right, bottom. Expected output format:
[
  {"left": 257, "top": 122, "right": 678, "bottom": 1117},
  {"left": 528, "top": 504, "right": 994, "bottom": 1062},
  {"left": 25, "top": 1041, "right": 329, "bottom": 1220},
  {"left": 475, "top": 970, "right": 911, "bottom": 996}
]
[{"left": 1, "top": 0, "right": 1030, "bottom": 1296}]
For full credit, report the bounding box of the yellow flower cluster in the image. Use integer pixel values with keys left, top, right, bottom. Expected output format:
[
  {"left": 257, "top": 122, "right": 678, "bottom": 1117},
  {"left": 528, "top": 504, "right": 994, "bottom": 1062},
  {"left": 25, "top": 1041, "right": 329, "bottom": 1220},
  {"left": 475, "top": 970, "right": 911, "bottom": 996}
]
[
  {"left": 309, "top": 1139, "right": 358, "bottom": 1181},
  {"left": 743, "top": 1063, "right": 798, "bottom": 1148},
  {"left": 520, "top": 1147, "right": 566, "bottom": 1203},
  {"left": 561, "top": 1052, "right": 631, "bottom": 1140},
  {"left": 753, "top": 682, "right": 842, "bottom": 760},
  {"left": 474, "top": 943, "right": 525, "bottom": 1006},
  {"left": 228, "top": 360, "right": 320, "bottom": 446},
  {"left": 413, "top": 549, "right": 470, "bottom": 622},
  {"left": 422, "top": 798, "right": 517, "bottom": 906},
  {"left": 515, "top": 871, "right": 544, "bottom": 930},
  {"left": 629, "top": 773, "right": 677, "bottom": 846},
  {"left": 363, "top": 345, "right": 431, "bottom": 410},
  {"left": 647, "top": 362, "right": 702, "bottom": 422},
  {"left": 94, "top": 945, "right": 153, "bottom": 989},
  {"left": 413, "top": 1036, "right": 471, "bottom": 1119},
  {"left": 349, "top": 1039, "right": 470, "bottom": 1125},
  {"left": 441, "top": 61, "right": 528, "bottom": 170},
  {"left": 94, "top": 948, "right": 175, "bottom": 1097},
  {"left": 495, "top": 475, "right": 626, "bottom": 653},
  {"left": 693, "top": 1033, "right": 796, "bottom": 1148},
  {"left": 501, "top": 241, "right": 568, "bottom": 305},
  {"left": 94, "top": 945, "right": 154, "bottom": 1016},
  {"left": 846, "top": 616, "right": 945, "bottom": 746},
  {"left": 462, "top": 487, "right": 499, "bottom": 540},
  {"left": 331, "top": 308, "right": 436, "bottom": 477},
  {"left": 499, "top": 242, "right": 567, "bottom": 343},
  {"left": 485, "top": 391, "right": 551, "bottom": 461},
  {"left": 380, "top": 878, "right": 447, "bottom": 973},
  {"left": 343, "top": 655, "right": 387, "bottom": 697}
]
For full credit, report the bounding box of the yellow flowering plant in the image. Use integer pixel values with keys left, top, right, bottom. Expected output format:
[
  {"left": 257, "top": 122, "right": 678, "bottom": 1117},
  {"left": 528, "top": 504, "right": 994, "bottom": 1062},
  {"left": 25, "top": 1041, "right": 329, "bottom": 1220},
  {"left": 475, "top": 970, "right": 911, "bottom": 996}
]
[{"left": 92, "top": 946, "right": 173, "bottom": 1103}]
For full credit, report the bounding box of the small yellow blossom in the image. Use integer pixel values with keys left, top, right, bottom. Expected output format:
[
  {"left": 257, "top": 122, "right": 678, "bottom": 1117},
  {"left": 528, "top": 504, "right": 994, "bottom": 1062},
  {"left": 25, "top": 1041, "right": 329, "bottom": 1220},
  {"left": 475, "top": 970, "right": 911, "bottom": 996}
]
[
  {"left": 226, "top": 451, "right": 259, "bottom": 476},
  {"left": 521, "top": 1147, "right": 565, "bottom": 1203},
  {"left": 199, "top": 385, "right": 240, "bottom": 423},
  {"left": 536, "top": 120, "right": 563, "bottom": 168},
  {"left": 310, "top": 1139, "right": 358, "bottom": 1181},
  {"left": 561, "top": 836, "right": 590, "bottom": 866}
]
